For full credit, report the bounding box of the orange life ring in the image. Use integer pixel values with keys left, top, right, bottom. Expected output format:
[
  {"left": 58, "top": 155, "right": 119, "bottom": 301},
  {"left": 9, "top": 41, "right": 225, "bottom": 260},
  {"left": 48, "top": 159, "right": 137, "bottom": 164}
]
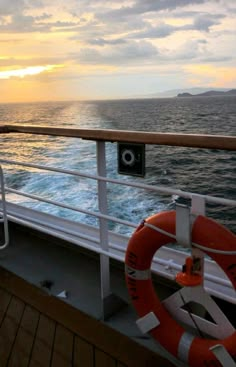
[{"left": 125, "top": 210, "right": 236, "bottom": 367}]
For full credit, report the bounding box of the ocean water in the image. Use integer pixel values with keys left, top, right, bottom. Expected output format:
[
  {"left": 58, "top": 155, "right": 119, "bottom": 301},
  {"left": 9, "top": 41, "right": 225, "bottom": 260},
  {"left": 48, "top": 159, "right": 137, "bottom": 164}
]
[{"left": 0, "top": 96, "right": 235, "bottom": 235}]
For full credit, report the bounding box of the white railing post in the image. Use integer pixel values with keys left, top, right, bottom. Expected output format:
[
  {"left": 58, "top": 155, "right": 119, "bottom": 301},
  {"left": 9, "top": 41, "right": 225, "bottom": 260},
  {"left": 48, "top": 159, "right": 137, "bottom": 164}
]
[
  {"left": 191, "top": 194, "right": 206, "bottom": 277},
  {"left": 97, "top": 141, "right": 114, "bottom": 320},
  {"left": 96, "top": 141, "right": 111, "bottom": 302},
  {"left": 96, "top": 141, "right": 126, "bottom": 319}
]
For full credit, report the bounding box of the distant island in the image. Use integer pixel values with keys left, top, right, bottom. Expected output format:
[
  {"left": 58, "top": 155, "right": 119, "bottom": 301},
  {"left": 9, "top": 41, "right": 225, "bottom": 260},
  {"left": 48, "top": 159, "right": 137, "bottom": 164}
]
[{"left": 177, "top": 89, "right": 236, "bottom": 97}]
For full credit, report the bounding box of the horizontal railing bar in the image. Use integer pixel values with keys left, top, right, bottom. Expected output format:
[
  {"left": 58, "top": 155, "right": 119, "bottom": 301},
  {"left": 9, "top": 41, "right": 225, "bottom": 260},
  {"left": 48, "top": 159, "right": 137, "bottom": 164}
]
[
  {"left": 6, "top": 187, "right": 137, "bottom": 228},
  {"left": 7, "top": 208, "right": 102, "bottom": 246},
  {"left": 2, "top": 159, "right": 236, "bottom": 207},
  {"left": 0, "top": 159, "right": 95, "bottom": 178},
  {"left": 203, "top": 195, "right": 236, "bottom": 207},
  {"left": 1, "top": 124, "right": 236, "bottom": 150},
  {"left": 2, "top": 203, "right": 126, "bottom": 254}
]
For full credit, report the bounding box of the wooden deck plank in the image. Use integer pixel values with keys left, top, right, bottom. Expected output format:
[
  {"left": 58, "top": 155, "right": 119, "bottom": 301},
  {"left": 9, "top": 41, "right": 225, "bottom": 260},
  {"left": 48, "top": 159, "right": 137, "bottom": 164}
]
[
  {"left": 95, "top": 349, "right": 116, "bottom": 367},
  {"left": 8, "top": 305, "right": 39, "bottom": 367},
  {"left": 0, "top": 287, "right": 11, "bottom": 324},
  {"left": 28, "top": 361, "right": 42, "bottom": 367},
  {"left": 5, "top": 296, "right": 25, "bottom": 323},
  {"left": 29, "top": 314, "right": 56, "bottom": 367},
  {"left": 0, "top": 296, "right": 25, "bottom": 366},
  {"left": 51, "top": 324, "right": 74, "bottom": 367},
  {"left": 21, "top": 305, "right": 39, "bottom": 332},
  {"left": 50, "top": 355, "right": 72, "bottom": 367},
  {"left": 34, "top": 314, "right": 56, "bottom": 345},
  {"left": 73, "top": 336, "right": 94, "bottom": 367},
  {"left": 8, "top": 328, "right": 35, "bottom": 367}
]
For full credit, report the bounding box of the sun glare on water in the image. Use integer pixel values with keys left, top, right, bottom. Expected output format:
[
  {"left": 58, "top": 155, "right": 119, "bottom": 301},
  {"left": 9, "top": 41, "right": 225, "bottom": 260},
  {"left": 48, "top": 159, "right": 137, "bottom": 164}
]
[{"left": 0, "top": 65, "right": 57, "bottom": 79}]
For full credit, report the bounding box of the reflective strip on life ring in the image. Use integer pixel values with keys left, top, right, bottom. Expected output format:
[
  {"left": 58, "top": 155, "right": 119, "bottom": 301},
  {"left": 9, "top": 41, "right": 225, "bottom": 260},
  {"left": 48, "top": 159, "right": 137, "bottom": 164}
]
[{"left": 125, "top": 210, "right": 236, "bottom": 367}]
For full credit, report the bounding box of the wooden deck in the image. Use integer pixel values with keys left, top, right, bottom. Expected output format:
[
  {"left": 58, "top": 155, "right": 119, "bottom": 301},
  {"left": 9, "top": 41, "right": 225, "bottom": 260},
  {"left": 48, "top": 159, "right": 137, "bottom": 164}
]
[{"left": 0, "top": 266, "right": 175, "bottom": 367}]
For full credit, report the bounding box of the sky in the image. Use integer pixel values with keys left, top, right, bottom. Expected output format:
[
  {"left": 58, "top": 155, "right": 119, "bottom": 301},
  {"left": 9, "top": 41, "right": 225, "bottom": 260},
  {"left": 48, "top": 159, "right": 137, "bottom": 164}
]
[{"left": 0, "top": 0, "right": 236, "bottom": 102}]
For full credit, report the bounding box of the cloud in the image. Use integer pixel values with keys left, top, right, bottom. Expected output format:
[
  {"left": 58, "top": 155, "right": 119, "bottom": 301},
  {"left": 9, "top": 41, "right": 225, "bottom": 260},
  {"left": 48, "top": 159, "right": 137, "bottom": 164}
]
[
  {"left": 76, "top": 40, "right": 158, "bottom": 65},
  {"left": 0, "top": 14, "right": 46, "bottom": 33},
  {"left": 132, "top": 24, "right": 175, "bottom": 39},
  {"left": 87, "top": 38, "right": 127, "bottom": 46},
  {"left": 0, "top": 0, "right": 26, "bottom": 15},
  {"left": 108, "top": 13, "right": 223, "bottom": 45},
  {"left": 0, "top": 56, "right": 66, "bottom": 67},
  {"left": 190, "top": 13, "right": 223, "bottom": 31},
  {"left": 101, "top": 0, "right": 209, "bottom": 20},
  {"left": 0, "top": 0, "right": 80, "bottom": 34},
  {"left": 135, "top": 0, "right": 211, "bottom": 13},
  {"left": 165, "top": 39, "right": 208, "bottom": 61},
  {"left": 200, "top": 55, "right": 233, "bottom": 62},
  {"left": 0, "top": 0, "right": 43, "bottom": 15},
  {"left": 0, "top": 0, "right": 226, "bottom": 39},
  {"left": 0, "top": 13, "right": 80, "bottom": 33},
  {"left": 79, "top": 6, "right": 225, "bottom": 48}
]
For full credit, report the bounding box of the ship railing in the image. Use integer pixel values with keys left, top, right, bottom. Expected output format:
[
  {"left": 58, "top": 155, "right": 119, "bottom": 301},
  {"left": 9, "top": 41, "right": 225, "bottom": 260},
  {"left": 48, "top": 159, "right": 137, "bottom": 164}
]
[{"left": 0, "top": 125, "right": 236, "bottom": 318}]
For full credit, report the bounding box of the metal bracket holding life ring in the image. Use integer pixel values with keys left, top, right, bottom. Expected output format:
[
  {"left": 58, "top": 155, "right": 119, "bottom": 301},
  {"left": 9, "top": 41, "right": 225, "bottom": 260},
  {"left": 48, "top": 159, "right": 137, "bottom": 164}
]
[{"left": 125, "top": 210, "right": 236, "bottom": 367}]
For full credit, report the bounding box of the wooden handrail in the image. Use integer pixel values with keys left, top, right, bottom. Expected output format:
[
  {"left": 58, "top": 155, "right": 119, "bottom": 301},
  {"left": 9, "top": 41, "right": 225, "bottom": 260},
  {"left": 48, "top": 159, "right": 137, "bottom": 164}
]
[{"left": 0, "top": 124, "right": 236, "bottom": 150}]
